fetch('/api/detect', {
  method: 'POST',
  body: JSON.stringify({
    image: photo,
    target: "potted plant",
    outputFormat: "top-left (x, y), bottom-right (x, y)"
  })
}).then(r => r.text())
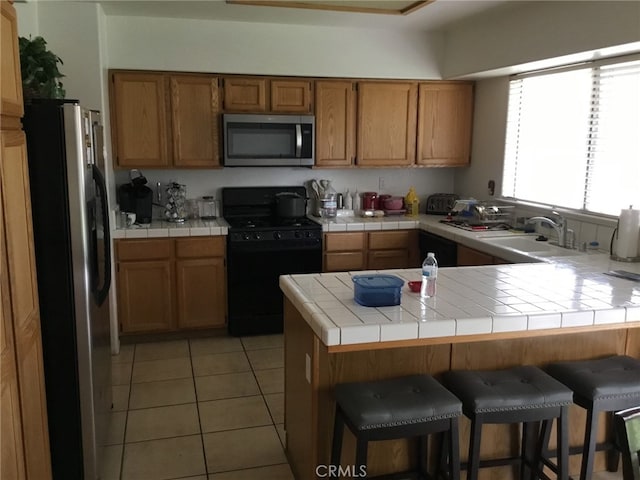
top-left (19, 36), bottom-right (66, 99)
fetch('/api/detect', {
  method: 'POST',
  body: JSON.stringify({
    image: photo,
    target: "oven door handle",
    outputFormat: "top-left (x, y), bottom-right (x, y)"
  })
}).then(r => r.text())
top-left (295, 124), bottom-right (302, 158)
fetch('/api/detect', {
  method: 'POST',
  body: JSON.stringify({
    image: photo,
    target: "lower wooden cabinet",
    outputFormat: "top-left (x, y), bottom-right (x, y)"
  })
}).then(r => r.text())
top-left (323, 230), bottom-right (418, 272)
top-left (457, 244), bottom-right (509, 266)
top-left (116, 236), bottom-right (226, 334)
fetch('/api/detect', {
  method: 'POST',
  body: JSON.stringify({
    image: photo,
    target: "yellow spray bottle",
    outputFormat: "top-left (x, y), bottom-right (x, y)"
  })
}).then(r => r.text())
top-left (405, 187), bottom-right (419, 217)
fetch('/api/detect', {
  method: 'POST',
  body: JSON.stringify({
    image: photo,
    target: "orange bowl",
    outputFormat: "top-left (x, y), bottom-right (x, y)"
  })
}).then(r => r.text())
top-left (407, 281), bottom-right (422, 293)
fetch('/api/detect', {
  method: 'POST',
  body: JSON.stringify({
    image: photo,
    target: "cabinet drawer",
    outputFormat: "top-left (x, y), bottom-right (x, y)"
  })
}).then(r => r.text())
top-left (176, 236), bottom-right (225, 258)
top-left (116, 239), bottom-right (172, 261)
top-left (368, 230), bottom-right (411, 250)
top-left (324, 252), bottom-right (365, 272)
top-left (324, 232), bottom-right (365, 252)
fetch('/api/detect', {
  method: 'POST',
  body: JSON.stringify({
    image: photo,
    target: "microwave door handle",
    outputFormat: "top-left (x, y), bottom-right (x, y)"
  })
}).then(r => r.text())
top-left (295, 124), bottom-right (302, 158)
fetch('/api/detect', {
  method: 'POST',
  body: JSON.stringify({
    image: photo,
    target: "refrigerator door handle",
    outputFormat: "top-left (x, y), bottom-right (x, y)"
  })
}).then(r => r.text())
top-left (92, 164), bottom-right (111, 306)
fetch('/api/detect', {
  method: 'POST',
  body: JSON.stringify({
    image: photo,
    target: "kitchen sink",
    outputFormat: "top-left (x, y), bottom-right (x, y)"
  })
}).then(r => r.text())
top-left (488, 236), bottom-right (583, 257)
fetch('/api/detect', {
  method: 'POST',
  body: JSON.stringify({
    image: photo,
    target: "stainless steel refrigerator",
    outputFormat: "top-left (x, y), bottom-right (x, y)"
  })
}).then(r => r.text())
top-left (23, 99), bottom-right (112, 480)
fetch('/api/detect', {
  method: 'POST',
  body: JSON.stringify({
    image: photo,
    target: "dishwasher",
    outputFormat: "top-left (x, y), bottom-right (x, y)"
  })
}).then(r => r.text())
top-left (419, 231), bottom-right (458, 267)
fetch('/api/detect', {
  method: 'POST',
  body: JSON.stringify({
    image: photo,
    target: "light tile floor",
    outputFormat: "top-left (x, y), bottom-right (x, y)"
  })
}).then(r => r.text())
top-left (103, 333), bottom-right (623, 480)
top-left (104, 333), bottom-right (293, 480)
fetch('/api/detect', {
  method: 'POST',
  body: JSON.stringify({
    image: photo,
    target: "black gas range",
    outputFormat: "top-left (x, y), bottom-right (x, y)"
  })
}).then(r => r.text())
top-left (223, 187), bottom-right (322, 336)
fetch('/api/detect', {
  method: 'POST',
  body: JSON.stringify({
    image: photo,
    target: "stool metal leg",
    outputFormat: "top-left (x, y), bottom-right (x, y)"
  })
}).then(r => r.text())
top-left (355, 437), bottom-right (368, 473)
top-left (331, 407), bottom-right (345, 467)
top-left (418, 435), bottom-right (428, 476)
top-left (581, 407), bottom-right (599, 480)
top-left (450, 417), bottom-right (461, 480)
top-left (557, 406), bottom-right (569, 480)
top-left (605, 411), bottom-right (620, 472)
top-left (468, 416), bottom-right (483, 480)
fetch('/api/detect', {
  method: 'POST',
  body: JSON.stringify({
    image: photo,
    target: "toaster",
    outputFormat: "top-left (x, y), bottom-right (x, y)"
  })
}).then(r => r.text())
top-left (425, 193), bottom-right (459, 215)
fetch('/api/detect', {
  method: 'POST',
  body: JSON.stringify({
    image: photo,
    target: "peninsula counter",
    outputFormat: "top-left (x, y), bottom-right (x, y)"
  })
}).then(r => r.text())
top-left (280, 262), bottom-right (640, 479)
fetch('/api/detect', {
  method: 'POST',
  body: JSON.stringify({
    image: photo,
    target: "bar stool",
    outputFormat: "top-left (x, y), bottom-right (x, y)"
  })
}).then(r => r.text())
top-left (331, 374), bottom-right (463, 479)
top-left (442, 365), bottom-right (573, 480)
top-left (545, 355), bottom-right (640, 480)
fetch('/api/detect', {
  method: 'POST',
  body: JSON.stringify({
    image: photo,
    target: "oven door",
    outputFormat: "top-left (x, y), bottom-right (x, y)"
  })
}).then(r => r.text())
top-left (226, 240), bottom-right (321, 336)
top-left (223, 114), bottom-right (314, 167)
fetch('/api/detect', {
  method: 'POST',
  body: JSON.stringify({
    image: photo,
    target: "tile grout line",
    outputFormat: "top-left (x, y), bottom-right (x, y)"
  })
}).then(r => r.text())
top-left (187, 338), bottom-right (209, 479)
top-left (118, 343), bottom-right (136, 480)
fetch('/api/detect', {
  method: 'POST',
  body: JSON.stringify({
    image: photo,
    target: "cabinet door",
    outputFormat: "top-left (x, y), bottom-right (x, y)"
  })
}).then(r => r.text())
top-left (417, 83), bottom-right (473, 167)
top-left (271, 79), bottom-right (312, 113)
top-left (110, 71), bottom-right (170, 167)
top-left (176, 258), bottom-right (226, 329)
top-left (1, 2), bottom-right (22, 118)
top-left (223, 77), bottom-right (268, 112)
top-left (171, 75), bottom-right (221, 167)
top-left (356, 82), bottom-right (417, 166)
top-left (117, 260), bottom-right (174, 333)
top-left (367, 249), bottom-right (410, 270)
top-left (324, 252), bottom-right (365, 273)
top-left (315, 81), bottom-right (355, 167)
top-left (1, 165), bottom-right (27, 480)
top-left (0, 130), bottom-right (52, 480)
top-left (457, 244), bottom-right (494, 266)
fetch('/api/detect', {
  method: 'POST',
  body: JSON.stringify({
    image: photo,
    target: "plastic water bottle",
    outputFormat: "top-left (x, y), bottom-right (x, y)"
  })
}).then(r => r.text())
top-left (420, 252), bottom-right (438, 298)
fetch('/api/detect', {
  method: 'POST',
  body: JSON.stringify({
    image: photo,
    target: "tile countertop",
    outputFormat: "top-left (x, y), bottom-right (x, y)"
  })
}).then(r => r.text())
top-left (280, 214), bottom-right (640, 347)
top-left (112, 219), bottom-right (229, 239)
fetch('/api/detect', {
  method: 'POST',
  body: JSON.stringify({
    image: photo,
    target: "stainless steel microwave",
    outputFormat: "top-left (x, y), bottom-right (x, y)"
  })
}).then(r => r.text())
top-left (222, 114), bottom-right (315, 167)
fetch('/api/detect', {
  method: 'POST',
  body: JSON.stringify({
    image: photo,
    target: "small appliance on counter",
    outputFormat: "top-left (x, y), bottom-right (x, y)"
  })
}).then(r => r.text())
top-left (164, 182), bottom-right (188, 222)
top-left (425, 193), bottom-right (460, 215)
top-left (117, 169), bottom-right (153, 224)
top-left (610, 205), bottom-right (640, 262)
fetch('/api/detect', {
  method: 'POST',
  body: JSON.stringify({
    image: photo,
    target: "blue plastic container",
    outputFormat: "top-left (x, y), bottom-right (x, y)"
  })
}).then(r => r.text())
top-left (352, 274), bottom-right (404, 307)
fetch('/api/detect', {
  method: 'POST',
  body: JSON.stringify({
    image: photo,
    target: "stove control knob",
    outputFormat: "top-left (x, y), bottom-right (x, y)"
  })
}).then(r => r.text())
top-left (242, 233), bottom-right (251, 241)
top-left (273, 231), bottom-right (282, 240)
top-left (305, 231), bottom-right (313, 238)
top-left (294, 231), bottom-right (302, 239)
top-left (254, 233), bottom-right (262, 240)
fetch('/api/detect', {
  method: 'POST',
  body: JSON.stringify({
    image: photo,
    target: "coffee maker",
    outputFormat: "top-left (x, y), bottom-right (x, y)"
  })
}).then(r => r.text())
top-left (117, 170), bottom-right (153, 224)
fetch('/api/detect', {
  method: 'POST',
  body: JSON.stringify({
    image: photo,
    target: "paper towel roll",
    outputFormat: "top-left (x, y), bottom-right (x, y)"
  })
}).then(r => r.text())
top-left (616, 207), bottom-right (640, 259)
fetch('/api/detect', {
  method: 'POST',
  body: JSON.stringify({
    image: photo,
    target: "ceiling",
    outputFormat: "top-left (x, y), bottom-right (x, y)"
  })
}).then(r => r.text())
top-left (99, 0), bottom-right (513, 32)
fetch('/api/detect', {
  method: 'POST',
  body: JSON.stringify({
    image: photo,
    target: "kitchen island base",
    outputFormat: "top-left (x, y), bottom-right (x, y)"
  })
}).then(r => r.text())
top-left (283, 298), bottom-right (640, 480)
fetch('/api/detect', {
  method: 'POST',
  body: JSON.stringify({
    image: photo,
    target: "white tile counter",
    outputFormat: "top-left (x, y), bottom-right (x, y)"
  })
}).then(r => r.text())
top-left (112, 219), bottom-right (229, 239)
top-left (314, 214), bottom-right (421, 232)
top-left (280, 229), bottom-right (640, 347)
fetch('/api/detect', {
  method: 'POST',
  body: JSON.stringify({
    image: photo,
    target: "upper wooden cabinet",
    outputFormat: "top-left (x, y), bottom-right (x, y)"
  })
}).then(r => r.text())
top-left (110, 72), bottom-right (170, 168)
top-left (315, 80), bottom-right (356, 167)
top-left (356, 82), bottom-right (418, 167)
top-left (1, 1), bottom-right (22, 119)
top-left (417, 82), bottom-right (474, 167)
top-left (222, 76), bottom-right (312, 113)
top-left (110, 71), bottom-right (221, 168)
top-left (171, 76), bottom-right (220, 167)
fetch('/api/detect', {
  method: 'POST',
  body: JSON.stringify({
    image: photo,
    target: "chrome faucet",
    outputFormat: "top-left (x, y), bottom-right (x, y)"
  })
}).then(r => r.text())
top-left (526, 212), bottom-right (573, 248)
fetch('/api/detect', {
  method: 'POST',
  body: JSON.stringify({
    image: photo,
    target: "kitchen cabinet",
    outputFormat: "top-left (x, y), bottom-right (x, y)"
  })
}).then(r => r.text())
top-left (314, 80), bottom-right (356, 167)
top-left (223, 76), bottom-right (312, 113)
top-left (368, 230), bottom-right (419, 270)
top-left (417, 82), bottom-right (474, 167)
top-left (175, 237), bottom-right (226, 329)
top-left (116, 236), bottom-right (226, 334)
top-left (457, 244), bottom-right (508, 266)
top-left (323, 230), bottom-right (418, 272)
top-left (1, 2), bottom-right (52, 478)
top-left (323, 232), bottom-right (366, 272)
top-left (356, 82), bottom-right (417, 167)
top-left (110, 70), bottom-right (221, 168)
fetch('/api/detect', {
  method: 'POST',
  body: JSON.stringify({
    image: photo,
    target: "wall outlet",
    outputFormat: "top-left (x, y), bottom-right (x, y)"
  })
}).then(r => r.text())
top-left (378, 176), bottom-right (385, 191)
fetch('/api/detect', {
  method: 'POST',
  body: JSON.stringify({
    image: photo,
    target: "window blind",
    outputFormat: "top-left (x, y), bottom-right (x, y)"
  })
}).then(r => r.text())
top-left (502, 55), bottom-right (640, 216)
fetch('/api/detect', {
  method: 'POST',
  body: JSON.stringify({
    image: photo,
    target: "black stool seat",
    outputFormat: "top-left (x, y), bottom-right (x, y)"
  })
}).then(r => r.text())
top-left (444, 366), bottom-right (574, 414)
top-left (443, 365), bottom-right (573, 480)
top-left (335, 375), bottom-right (462, 431)
top-left (331, 375), bottom-right (463, 479)
top-left (545, 355), bottom-right (640, 480)
top-left (546, 355), bottom-right (640, 404)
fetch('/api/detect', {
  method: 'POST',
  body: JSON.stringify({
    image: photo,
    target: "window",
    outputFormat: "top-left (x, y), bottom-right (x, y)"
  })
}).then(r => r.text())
top-left (502, 56), bottom-right (640, 216)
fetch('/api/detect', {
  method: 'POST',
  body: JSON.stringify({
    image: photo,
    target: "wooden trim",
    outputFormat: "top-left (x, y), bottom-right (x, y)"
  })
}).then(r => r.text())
top-left (226, 0), bottom-right (433, 15)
